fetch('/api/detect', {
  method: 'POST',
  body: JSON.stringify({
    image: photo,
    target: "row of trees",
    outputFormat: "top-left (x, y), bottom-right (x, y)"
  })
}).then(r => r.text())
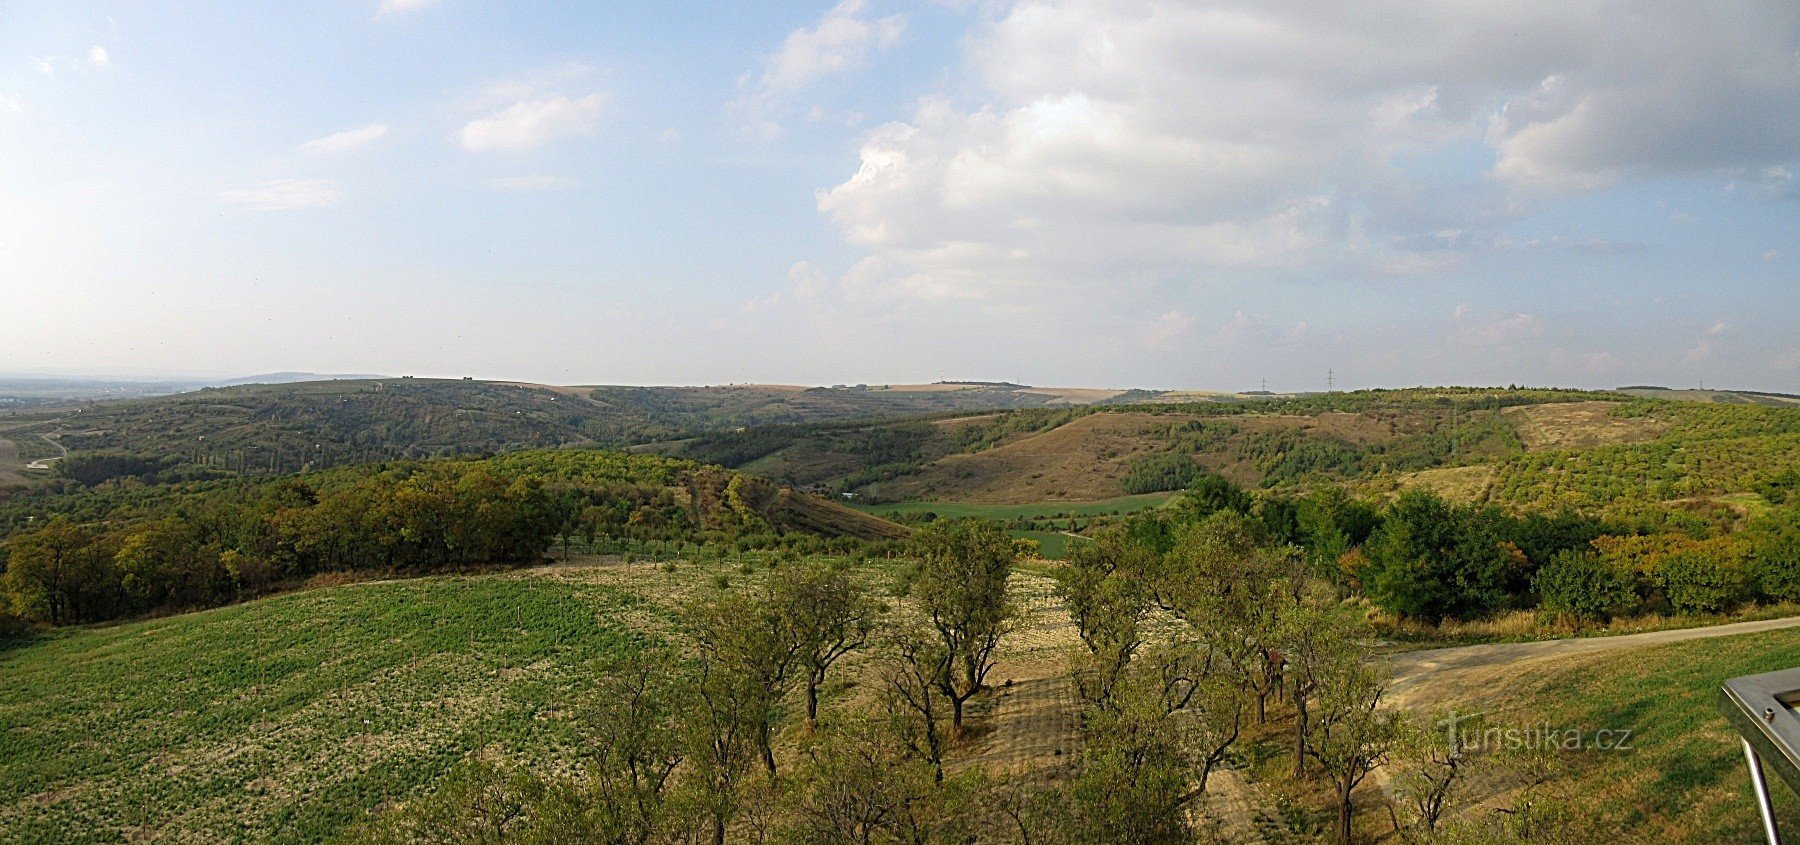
top-left (1171, 468), bottom-right (1800, 627)
top-left (349, 520), bottom-right (1023, 845)
top-left (0, 449), bottom-right (908, 628)
top-left (1055, 512), bottom-right (1404, 844)
top-left (350, 510), bottom-right (1485, 844)
top-left (1, 465), bottom-right (565, 625)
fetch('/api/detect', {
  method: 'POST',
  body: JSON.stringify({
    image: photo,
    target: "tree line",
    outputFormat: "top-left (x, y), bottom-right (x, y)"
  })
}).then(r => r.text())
top-left (0, 451), bottom-right (882, 629)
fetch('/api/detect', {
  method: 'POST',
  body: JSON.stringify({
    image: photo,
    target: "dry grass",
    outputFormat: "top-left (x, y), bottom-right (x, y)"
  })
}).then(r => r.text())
top-left (1503, 401), bottom-right (1667, 451)
top-left (1394, 465), bottom-right (1497, 503)
top-left (882, 412), bottom-right (1196, 502)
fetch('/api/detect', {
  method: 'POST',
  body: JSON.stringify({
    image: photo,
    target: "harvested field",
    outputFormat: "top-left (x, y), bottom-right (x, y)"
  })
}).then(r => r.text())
top-left (1504, 400), bottom-right (1666, 451)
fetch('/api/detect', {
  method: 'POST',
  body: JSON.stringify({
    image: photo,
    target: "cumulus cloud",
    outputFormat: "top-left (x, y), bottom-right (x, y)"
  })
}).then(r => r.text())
top-left (88, 46), bottom-right (109, 68)
top-left (221, 179), bottom-right (342, 211)
top-left (1706, 321), bottom-right (1731, 336)
top-left (461, 93), bottom-right (607, 152)
top-left (735, 0), bottom-right (906, 138)
top-left (799, 0), bottom-right (1800, 313)
top-left (302, 123), bottom-right (388, 154)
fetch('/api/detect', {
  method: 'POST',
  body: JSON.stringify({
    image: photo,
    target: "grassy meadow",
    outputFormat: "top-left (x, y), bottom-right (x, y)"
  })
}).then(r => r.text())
top-left (1393, 628), bottom-right (1800, 843)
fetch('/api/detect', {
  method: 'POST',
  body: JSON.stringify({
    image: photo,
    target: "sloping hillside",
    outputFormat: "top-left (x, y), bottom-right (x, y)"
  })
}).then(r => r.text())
top-left (0, 379), bottom-right (1141, 488)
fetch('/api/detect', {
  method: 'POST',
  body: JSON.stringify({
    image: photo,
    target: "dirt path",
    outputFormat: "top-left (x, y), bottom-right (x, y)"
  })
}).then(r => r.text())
top-left (1384, 614), bottom-right (1800, 708)
top-left (23, 432), bottom-right (67, 470)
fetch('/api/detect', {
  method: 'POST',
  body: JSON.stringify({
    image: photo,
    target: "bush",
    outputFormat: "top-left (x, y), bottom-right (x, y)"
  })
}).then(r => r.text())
top-left (1657, 548), bottom-right (1749, 615)
top-left (1751, 508), bottom-right (1800, 602)
top-left (1121, 453), bottom-right (1204, 495)
top-left (1534, 550), bottom-right (1636, 621)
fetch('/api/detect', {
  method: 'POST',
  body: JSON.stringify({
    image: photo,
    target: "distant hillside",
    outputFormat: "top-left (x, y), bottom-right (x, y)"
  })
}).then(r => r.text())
top-left (665, 388), bottom-right (1800, 515)
top-left (0, 378), bottom-right (1148, 489)
top-left (1616, 386), bottom-right (1800, 407)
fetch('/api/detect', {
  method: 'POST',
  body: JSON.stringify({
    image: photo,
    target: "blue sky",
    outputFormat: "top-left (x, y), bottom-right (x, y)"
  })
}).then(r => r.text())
top-left (1, 1), bottom-right (1796, 392)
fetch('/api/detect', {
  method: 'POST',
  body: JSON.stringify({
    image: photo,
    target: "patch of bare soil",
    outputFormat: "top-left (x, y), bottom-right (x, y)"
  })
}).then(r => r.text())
top-left (1203, 766), bottom-right (1274, 845)
top-left (1503, 401), bottom-right (1667, 451)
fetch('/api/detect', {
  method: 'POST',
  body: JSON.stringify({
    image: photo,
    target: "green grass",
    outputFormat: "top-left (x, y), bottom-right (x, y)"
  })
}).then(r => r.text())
top-left (0, 576), bottom-right (651, 844)
top-left (850, 491), bottom-right (1177, 522)
top-left (1013, 529), bottom-right (1087, 559)
top-left (1447, 627), bottom-right (1800, 842)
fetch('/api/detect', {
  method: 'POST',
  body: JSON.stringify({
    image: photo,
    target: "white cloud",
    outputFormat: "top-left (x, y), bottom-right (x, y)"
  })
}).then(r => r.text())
top-left (1706, 321), bottom-right (1731, 336)
top-left (377, 0), bottom-right (440, 17)
top-left (302, 123), bottom-right (388, 154)
top-left (735, 0), bottom-right (907, 138)
top-left (797, 0), bottom-right (1800, 315)
top-left (221, 179), bottom-right (342, 211)
top-left (87, 46), bottom-right (109, 68)
top-left (0, 93), bottom-right (21, 113)
top-left (460, 93), bottom-right (607, 152)
top-left (489, 174), bottom-right (571, 193)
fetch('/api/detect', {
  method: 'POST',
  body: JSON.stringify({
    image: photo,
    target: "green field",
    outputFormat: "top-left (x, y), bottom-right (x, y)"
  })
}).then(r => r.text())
top-left (1012, 529), bottom-right (1086, 559)
top-left (0, 575), bottom-right (651, 843)
top-left (850, 491), bottom-right (1178, 522)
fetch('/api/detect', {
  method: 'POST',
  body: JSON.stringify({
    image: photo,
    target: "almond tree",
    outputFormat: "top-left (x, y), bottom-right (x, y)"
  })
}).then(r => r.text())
top-left (773, 563), bottom-right (874, 724)
top-left (908, 520), bottom-right (1016, 732)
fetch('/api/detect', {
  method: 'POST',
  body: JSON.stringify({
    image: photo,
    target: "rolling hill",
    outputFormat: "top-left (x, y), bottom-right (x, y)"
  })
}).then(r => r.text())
top-left (667, 388), bottom-right (1800, 516)
top-left (0, 379), bottom-right (1162, 489)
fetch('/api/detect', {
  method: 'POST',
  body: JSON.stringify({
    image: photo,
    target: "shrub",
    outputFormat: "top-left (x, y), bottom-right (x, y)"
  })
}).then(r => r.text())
top-left (1749, 507), bottom-right (1800, 602)
top-left (1121, 453), bottom-right (1204, 495)
top-left (1534, 550), bottom-right (1636, 621)
top-left (1657, 548), bottom-right (1749, 615)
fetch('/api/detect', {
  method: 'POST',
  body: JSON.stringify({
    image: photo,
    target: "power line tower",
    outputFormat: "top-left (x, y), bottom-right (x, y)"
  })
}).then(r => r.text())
top-left (1327, 369), bottom-right (1335, 393)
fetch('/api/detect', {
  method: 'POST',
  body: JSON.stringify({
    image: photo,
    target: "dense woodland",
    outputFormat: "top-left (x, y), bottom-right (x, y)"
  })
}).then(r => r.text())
top-left (0, 450), bottom-right (886, 628)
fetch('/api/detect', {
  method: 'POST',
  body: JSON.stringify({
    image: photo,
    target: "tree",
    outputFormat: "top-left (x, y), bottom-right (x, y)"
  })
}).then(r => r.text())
top-left (1391, 711), bottom-right (1475, 841)
top-left (1067, 640), bottom-right (1245, 845)
top-left (1362, 491), bottom-right (1526, 623)
top-left (885, 625), bottom-right (953, 779)
top-left (781, 716), bottom-right (983, 845)
top-left (1279, 602), bottom-right (1364, 781)
top-left (3, 517), bottom-right (102, 625)
top-left (583, 652), bottom-right (688, 845)
top-left (1749, 506), bottom-right (1800, 602)
top-left (1303, 642), bottom-right (1400, 845)
top-left (1055, 526), bottom-right (1156, 705)
top-left (1533, 549), bottom-right (1636, 621)
top-left (773, 564), bottom-right (874, 724)
top-left (908, 520), bottom-right (1016, 731)
top-left (1657, 545), bottom-right (1749, 614)
top-left (688, 591), bottom-right (801, 778)
top-left (687, 636), bottom-right (767, 845)
top-left (1174, 473), bottom-right (1251, 521)
top-left (1160, 512), bottom-right (1300, 723)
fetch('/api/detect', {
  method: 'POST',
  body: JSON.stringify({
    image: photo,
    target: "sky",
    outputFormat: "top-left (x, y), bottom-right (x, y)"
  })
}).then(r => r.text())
top-left (1, 0), bottom-right (1796, 392)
